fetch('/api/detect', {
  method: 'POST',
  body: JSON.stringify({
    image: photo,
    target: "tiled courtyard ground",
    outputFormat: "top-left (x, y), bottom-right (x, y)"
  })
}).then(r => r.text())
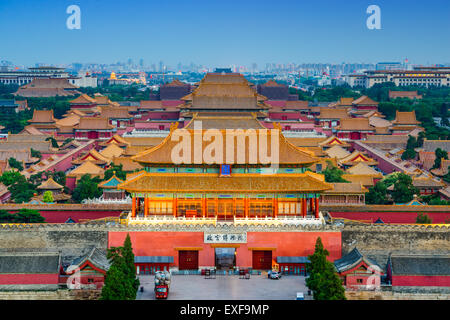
top-left (137, 274), bottom-right (311, 300)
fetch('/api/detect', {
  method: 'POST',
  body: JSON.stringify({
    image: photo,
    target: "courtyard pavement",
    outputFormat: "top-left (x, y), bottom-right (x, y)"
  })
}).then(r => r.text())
top-left (136, 274), bottom-right (311, 300)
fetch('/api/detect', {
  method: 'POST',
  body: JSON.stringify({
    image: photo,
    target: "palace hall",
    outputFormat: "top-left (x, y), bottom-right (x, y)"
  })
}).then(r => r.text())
top-left (109, 73), bottom-right (341, 273)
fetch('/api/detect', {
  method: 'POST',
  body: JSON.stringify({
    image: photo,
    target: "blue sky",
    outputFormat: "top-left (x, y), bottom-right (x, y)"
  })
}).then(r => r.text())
top-left (0, 0), bottom-right (449, 67)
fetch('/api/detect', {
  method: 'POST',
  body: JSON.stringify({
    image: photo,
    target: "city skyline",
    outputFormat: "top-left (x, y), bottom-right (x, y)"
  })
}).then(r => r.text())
top-left (0, 0), bottom-right (449, 67)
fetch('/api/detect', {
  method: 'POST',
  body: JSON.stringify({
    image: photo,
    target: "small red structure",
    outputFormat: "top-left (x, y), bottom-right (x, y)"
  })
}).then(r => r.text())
top-left (135, 256), bottom-right (174, 275)
top-left (276, 256), bottom-right (309, 275)
top-left (387, 254), bottom-right (450, 288)
top-left (334, 248), bottom-right (383, 290)
top-left (0, 252), bottom-right (61, 290)
top-left (65, 247), bottom-right (110, 290)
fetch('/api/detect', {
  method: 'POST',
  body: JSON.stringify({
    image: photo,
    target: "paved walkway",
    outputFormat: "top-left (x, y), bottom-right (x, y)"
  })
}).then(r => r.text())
top-left (137, 274), bottom-right (311, 300)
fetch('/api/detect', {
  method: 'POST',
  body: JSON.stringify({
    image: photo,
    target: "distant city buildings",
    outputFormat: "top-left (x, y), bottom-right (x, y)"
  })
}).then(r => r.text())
top-left (0, 66), bottom-right (97, 88)
top-left (345, 66), bottom-right (450, 88)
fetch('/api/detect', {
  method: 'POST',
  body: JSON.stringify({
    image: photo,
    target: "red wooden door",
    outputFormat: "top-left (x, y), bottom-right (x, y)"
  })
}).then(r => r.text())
top-left (88, 131), bottom-right (99, 139)
top-left (252, 250), bottom-right (272, 270)
top-left (179, 251), bottom-right (199, 270)
top-left (350, 132), bottom-right (361, 140)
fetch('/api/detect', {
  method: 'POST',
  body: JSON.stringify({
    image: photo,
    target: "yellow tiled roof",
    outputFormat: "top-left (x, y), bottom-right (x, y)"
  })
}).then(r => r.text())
top-left (100, 144), bottom-right (124, 159)
top-left (118, 171), bottom-right (333, 193)
top-left (67, 161), bottom-right (105, 177)
top-left (132, 127), bottom-right (319, 166)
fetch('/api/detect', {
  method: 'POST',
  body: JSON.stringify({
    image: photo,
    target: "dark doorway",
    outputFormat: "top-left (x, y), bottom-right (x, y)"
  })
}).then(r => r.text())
top-left (215, 248), bottom-right (236, 270)
top-left (178, 250), bottom-right (199, 270)
top-left (252, 250), bottom-right (272, 270)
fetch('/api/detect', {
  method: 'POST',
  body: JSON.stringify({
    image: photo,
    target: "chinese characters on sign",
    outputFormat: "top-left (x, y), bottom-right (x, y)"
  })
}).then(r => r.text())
top-left (204, 233), bottom-right (247, 244)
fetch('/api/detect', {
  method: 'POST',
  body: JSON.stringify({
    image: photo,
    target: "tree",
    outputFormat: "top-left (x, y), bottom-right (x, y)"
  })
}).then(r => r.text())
top-left (416, 132), bottom-right (426, 147)
top-left (61, 138), bottom-right (74, 147)
top-left (122, 234), bottom-right (140, 296)
top-left (365, 181), bottom-right (388, 205)
top-left (8, 180), bottom-right (36, 203)
top-left (45, 136), bottom-right (59, 149)
top-left (72, 174), bottom-right (102, 203)
top-left (103, 164), bottom-right (127, 181)
top-left (440, 103), bottom-right (449, 127)
top-left (100, 261), bottom-right (130, 300)
top-left (0, 210), bottom-right (15, 223)
top-left (391, 173), bottom-right (418, 204)
top-left (14, 209), bottom-right (45, 223)
top-left (381, 172), bottom-right (401, 187)
top-left (0, 170), bottom-right (26, 186)
top-left (432, 148), bottom-right (449, 169)
top-left (406, 135), bottom-right (417, 150)
top-left (8, 158), bottom-right (24, 171)
top-left (306, 237), bottom-right (346, 300)
top-left (42, 191), bottom-right (54, 203)
top-left (416, 213), bottom-right (432, 224)
top-left (49, 171), bottom-right (66, 187)
top-left (443, 167), bottom-right (450, 184)
top-left (323, 161), bottom-right (349, 183)
top-left (401, 135), bottom-right (418, 160)
top-left (101, 234), bottom-right (139, 300)
top-left (401, 148), bottom-right (416, 160)
top-left (31, 148), bottom-right (42, 160)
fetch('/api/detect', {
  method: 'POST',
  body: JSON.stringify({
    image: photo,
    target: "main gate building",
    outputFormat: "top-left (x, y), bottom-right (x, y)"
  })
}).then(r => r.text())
top-left (109, 73), bottom-right (341, 273)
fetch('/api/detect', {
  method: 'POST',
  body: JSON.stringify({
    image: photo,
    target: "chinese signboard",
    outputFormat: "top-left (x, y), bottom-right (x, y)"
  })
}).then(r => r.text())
top-left (204, 232), bottom-right (247, 244)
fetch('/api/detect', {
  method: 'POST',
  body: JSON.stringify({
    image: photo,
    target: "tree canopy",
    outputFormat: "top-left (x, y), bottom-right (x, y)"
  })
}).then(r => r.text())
top-left (103, 164), bottom-right (127, 181)
top-left (42, 191), bottom-right (54, 203)
top-left (306, 237), bottom-right (346, 300)
top-left (391, 173), bottom-right (418, 204)
top-left (323, 161), bottom-right (349, 183)
top-left (416, 213), bottom-right (432, 224)
top-left (365, 181), bottom-right (388, 205)
top-left (8, 158), bottom-right (24, 171)
top-left (432, 148), bottom-right (449, 169)
top-left (72, 174), bottom-right (102, 203)
top-left (101, 234), bottom-right (139, 300)
top-left (0, 209), bottom-right (45, 223)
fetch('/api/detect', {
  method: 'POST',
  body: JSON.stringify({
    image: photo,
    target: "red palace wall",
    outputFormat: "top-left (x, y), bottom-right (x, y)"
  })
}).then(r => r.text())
top-left (66, 177), bottom-right (76, 190)
top-left (108, 231), bottom-right (342, 269)
top-left (392, 276), bottom-right (450, 287)
top-left (0, 274), bottom-right (59, 285)
top-left (330, 211), bottom-right (450, 224)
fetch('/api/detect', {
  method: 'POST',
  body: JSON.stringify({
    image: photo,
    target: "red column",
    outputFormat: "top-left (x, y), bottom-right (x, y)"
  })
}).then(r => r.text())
top-left (244, 198), bottom-right (249, 218)
top-left (315, 197), bottom-right (319, 218)
top-left (173, 198), bottom-right (177, 218)
top-left (273, 198), bottom-right (278, 219)
top-left (144, 197), bottom-right (149, 217)
top-left (131, 196), bottom-right (136, 218)
top-left (309, 198), bottom-right (314, 214)
top-left (302, 198), bottom-right (307, 217)
top-left (202, 198), bottom-right (207, 218)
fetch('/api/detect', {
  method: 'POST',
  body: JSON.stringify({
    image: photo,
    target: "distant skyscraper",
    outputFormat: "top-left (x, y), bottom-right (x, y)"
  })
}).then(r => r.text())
top-left (252, 63), bottom-right (257, 73)
top-left (376, 62), bottom-right (402, 71)
top-left (139, 58), bottom-right (144, 68)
